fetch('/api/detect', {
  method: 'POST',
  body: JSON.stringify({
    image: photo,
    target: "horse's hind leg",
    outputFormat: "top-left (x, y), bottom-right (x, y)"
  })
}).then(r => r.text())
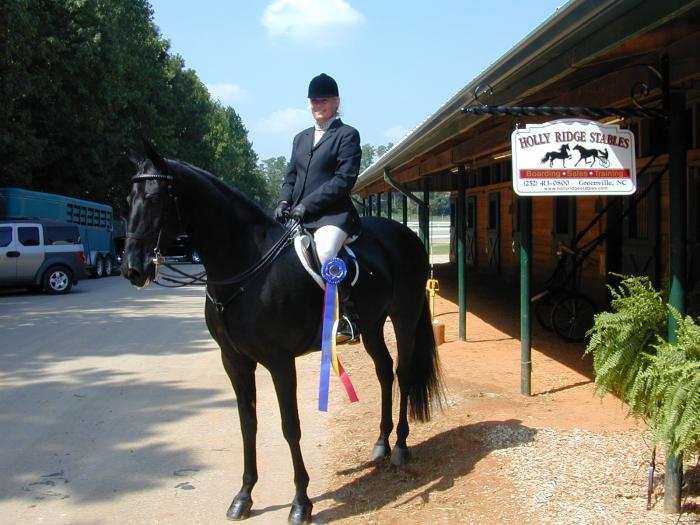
top-left (390, 300), bottom-right (436, 466)
top-left (221, 350), bottom-right (258, 521)
top-left (362, 321), bottom-right (395, 461)
top-left (269, 360), bottom-right (313, 525)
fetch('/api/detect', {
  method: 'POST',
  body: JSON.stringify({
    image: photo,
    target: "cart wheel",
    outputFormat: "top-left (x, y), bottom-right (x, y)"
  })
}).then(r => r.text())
top-left (552, 294), bottom-right (596, 342)
top-left (535, 290), bottom-right (567, 331)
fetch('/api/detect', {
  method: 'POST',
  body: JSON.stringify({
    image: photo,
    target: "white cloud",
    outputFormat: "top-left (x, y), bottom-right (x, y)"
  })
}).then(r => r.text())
top-left (261, 0), bottom-right (364, 43)
top-left (384, 125), bottom-right (411, 143)
top-left (206, 83), bottom-right (245, 105)
top-left (257, 107), bottom-right (311, 134)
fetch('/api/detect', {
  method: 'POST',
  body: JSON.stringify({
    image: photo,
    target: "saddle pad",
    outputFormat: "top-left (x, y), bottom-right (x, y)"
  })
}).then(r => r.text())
top-left (294, 232), bottom-right (359, 290)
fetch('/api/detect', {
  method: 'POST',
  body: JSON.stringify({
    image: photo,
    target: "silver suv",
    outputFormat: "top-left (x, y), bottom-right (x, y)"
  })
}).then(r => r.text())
top-left (0, 219), bottom-right (86, 294)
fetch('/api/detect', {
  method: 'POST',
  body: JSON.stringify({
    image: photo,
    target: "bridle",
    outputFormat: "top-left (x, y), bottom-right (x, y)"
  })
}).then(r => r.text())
top-left (127, 171), bottom-right (299, 311)
top-left (126, 173), bottom-right (182, 269)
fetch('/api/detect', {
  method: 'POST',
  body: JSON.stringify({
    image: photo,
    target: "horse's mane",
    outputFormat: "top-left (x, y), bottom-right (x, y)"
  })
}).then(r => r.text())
top-left (167, 158), bottom-right (273, 225)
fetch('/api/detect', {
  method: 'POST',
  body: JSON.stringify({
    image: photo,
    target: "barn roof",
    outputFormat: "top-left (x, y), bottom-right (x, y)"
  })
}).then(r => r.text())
top-left (354, 0), bottom-right (700, 195)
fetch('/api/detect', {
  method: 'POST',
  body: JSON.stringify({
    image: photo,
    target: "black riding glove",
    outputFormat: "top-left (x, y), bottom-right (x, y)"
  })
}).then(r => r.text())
top-left (290, 204), bottom-right (306, 223)
top-left (273, 201), bottom-right (290, 223)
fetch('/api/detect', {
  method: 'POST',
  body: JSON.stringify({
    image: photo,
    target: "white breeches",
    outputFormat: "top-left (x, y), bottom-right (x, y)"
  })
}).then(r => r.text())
top-left (313, 225), bottom-right (348, 267)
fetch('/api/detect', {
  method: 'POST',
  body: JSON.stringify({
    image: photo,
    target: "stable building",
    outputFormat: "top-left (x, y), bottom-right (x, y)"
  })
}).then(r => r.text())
top-left (354, 0), bottom-right (700, 340)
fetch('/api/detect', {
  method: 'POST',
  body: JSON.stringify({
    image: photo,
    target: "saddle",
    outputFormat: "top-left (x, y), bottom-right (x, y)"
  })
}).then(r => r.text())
top-left (292, 226), bottom-right (360, 290)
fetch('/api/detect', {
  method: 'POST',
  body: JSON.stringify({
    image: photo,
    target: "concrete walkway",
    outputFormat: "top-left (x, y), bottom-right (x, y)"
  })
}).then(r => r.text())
top-left (0, 275), bottom-right (329, 524)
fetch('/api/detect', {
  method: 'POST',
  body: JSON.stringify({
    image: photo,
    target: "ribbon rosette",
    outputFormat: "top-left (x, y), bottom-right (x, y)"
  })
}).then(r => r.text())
top-left (318, 257), bottom-right (358, 411)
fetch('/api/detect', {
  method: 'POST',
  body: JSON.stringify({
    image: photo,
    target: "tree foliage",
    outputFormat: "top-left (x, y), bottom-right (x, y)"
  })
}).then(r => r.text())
top-left (360, 142), bottom-right (393, 172)
top-left (257, 156), bottom-right (288, 212)
top-left (1, 0), bottom-right (262, 217)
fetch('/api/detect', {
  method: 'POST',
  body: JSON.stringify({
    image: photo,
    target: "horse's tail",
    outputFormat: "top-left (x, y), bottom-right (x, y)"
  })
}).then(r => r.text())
top-left (408, 296), bottom-right (444, 422)
top-left (541, 152), bottom-right (550, 163)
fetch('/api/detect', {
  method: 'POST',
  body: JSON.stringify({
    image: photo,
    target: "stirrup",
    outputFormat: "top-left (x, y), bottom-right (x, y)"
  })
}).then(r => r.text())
top-left (336, 315), bottom-right (360, 345)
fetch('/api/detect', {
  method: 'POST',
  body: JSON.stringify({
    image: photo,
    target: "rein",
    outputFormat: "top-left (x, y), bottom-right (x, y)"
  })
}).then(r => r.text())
top-left (129, 171), bottom-right (298, 311)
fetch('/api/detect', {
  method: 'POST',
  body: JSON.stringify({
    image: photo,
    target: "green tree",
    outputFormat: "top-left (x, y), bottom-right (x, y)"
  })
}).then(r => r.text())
top-left (1, 0), bottom-right (267, 217)
top-left (376, 142), bottom-right (394, 158)
top-left (258, 156), bottom-right (288, 211)
top-left (207, 104), bottom-right (268, 206)
top-left (359, 142), bottom-right (394, 173)
top-left (360, 143), bottom-right (375, 172)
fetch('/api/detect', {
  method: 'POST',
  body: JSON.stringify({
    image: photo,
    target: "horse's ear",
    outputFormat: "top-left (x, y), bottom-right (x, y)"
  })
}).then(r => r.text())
top-left (142, 139), bottom-right (168, 173)
top-left (127, 148), bottom-right (144, 165)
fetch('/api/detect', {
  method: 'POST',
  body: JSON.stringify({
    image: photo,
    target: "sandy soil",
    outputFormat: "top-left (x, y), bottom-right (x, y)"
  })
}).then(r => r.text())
top-left (311, 265), bottom-right (700, 524)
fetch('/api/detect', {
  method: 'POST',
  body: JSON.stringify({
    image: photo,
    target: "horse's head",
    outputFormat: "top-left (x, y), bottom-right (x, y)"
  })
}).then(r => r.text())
top-left (121, 143), bottom-right (181, 287)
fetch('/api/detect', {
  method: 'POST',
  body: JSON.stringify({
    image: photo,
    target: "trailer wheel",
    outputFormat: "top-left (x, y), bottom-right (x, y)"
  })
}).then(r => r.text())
top-left (43, 266), bottom-right (73, 294)
top-left (103, 255), bottom-right (113, 276)
top-left (93, 255), bottom-right (105, 278)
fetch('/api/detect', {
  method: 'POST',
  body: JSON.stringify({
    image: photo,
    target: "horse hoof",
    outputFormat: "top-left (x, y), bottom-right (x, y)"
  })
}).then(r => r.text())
top-left (227, 496), bottom-right (253, 521)
top-left (288, 497), bottom-right (313, 525)
top-left (390, 445), bottom-right (410, 466)
top-left (370, 441), bottom-right (391, 462)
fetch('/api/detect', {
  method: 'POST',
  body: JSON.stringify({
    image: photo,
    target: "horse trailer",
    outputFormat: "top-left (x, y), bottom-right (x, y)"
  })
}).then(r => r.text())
top-left (0, 188), bottom-right (121, 278)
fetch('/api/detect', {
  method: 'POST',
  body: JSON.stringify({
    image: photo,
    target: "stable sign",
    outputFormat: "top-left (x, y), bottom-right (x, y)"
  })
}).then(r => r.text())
top-left (511, 119), bottom-right (637, 196)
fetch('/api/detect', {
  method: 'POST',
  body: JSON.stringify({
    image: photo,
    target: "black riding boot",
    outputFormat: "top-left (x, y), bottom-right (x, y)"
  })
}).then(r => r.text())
top-left (337, 283), bottom-right (360, 345)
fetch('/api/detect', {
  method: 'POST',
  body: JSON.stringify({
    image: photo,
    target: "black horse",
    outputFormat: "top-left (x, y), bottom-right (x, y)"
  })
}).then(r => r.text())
top-left (122, 145), bottom-right (443, 524)
top-left (573, 144), bottom-right (609, 167)
top-left (540, 144), bottom-right (571, 167)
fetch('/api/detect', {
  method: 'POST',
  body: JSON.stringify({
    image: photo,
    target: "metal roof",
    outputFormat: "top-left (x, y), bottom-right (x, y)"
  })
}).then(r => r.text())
top-left (354, 0), bottom-right (700, 194)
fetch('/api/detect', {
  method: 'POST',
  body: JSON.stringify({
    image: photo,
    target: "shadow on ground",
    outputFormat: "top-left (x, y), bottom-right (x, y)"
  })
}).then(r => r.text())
top-left (314, 419), bottom-right (535, 523)
top-left (432, 263), bottom-right (594, 379)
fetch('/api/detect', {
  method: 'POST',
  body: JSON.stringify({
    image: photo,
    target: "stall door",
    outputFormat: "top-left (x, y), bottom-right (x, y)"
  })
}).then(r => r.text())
top-left (552, 196), bottom-right (576, 254)
top-left (621, 171), bottom-right (660, 285)
top-left (466, 195), bottom-right (477, 268)
top-left (486, 192), bottom-right (500, 274)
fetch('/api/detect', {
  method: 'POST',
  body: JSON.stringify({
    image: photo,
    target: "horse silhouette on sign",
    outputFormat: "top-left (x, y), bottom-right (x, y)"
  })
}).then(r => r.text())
top-left (540, 144), bottom-right (571, 168)
top-left (573, 144), bottom-right (610, 167)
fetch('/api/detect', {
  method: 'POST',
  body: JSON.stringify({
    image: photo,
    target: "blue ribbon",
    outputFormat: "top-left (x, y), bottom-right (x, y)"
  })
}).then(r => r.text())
top-left (318, 258), bottom-right (347, 411)
top-left (321, 257), bottom-right (347, 284)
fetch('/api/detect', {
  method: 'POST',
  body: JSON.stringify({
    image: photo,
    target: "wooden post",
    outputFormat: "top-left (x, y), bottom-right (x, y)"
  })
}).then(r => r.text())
top-left (402, 195), bottom-right (408, 226)
top-left (456, 167), bottom-right (467, 340)
top-left (664, 59), bottom-right (687, 515)
top-left (420, 178), bottom-right (430, 249)
top-left (519, 195), bottom-right (532, 396)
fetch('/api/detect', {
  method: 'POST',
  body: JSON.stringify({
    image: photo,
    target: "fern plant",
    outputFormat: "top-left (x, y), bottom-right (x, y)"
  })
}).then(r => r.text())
top-left (644, 308), bottom-right (700, 456)
top-left (584, 274), bottom-right (666, 417)
top-left (585, 275), bottom-right (700, 457)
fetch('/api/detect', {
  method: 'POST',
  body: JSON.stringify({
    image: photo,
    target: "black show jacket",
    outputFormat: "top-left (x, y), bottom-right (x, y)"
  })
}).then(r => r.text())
top-left (279, 118), bottom-right (361, 234)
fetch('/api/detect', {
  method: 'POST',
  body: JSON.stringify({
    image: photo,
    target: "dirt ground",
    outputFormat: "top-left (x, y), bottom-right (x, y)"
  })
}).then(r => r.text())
top-left (312, 265), bottom-right (700, 524)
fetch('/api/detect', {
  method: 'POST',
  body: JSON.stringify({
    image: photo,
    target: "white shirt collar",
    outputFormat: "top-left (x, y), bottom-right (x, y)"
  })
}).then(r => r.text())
top-left (314, 116), bottom-right (338, 132)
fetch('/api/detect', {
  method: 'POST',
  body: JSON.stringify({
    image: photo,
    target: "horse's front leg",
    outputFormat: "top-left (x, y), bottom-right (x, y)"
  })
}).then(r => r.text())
top-left (221, 350), bottom-right (258, 521)
top-left (269, 360), bottom-right (313, 525)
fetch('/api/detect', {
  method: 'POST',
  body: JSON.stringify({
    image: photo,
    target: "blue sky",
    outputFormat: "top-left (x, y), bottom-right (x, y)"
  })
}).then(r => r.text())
top-left (150, 0), bottom-right (566, 161)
